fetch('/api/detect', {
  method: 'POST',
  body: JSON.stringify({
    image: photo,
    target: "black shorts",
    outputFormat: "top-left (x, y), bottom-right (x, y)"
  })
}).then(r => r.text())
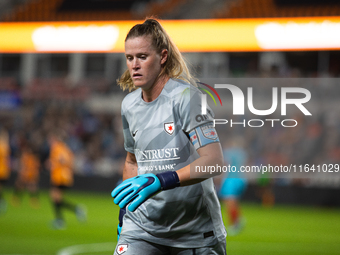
top-left (52, 185), bottom-right (70, 190)
top-left (0, 179), bottom-right (8, 185)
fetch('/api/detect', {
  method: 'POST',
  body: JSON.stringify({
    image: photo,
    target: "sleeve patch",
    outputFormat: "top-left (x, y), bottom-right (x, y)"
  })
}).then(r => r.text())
top-left (189, 130), bottom-right (199, 150)
top-left (200, 124), bottom-right (218, 140)
top-left (189, 123), bottom-right (219, 150)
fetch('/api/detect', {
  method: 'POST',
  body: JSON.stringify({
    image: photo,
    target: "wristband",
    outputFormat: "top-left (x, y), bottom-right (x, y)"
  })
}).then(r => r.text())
top-left (156, 171), bottom-right (180, 190)
top-left (117, 206), bottom-right (126, 241)
top-left (118, 207), bottom-right (126, 227)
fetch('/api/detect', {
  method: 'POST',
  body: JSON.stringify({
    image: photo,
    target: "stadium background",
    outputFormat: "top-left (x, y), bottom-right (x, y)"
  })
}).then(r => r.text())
top-left (0, 0), bottom-right (340, 254)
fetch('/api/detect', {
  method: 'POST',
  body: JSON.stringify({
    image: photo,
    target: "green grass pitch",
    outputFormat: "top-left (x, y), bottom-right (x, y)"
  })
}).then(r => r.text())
top-left (0, 189), bottom-right (339, 255)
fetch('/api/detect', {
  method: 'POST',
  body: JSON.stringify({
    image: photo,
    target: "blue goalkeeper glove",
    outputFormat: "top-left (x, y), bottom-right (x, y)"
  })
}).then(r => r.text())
top-left (111, 171), bottom-right (180, 212)
top-left (117, 207), bottom-right (126, 241)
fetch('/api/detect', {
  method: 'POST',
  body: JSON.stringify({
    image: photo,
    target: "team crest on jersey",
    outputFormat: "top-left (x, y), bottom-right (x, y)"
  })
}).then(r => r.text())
top-left (201, 124), bottom-right (218, 140)
top-left (164, 122), bottom-right (175, 135)
top-left (116, 244), bottom-right (128, 254)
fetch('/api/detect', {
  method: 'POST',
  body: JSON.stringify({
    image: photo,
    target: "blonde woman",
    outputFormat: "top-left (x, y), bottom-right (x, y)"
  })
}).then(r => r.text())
top-left (112, 18), bottom-right (227, 255)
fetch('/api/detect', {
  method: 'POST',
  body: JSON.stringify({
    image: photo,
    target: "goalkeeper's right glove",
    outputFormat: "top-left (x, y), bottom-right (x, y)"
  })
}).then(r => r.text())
top-left (112, 171), bottom-right (180, 212)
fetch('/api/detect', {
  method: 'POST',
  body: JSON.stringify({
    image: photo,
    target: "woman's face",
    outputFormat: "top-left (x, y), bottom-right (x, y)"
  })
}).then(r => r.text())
top-left (125, 35), bottom-right (167, 90)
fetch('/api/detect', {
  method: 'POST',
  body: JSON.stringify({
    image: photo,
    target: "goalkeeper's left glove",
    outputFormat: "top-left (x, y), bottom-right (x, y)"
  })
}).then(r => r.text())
top-left (111, 171), bottom-right (180, 212)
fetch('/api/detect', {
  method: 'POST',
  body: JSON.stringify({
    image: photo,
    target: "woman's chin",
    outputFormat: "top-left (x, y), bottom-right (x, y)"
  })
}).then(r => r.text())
top-left (133, 81), bottom-right (148, 89)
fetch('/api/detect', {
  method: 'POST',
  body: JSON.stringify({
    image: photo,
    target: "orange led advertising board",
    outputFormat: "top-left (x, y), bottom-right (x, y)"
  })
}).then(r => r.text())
top-left (0, 17), bottom-right (340, 53)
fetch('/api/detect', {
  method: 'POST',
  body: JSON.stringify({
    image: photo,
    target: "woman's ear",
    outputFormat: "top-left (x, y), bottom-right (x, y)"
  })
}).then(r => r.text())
top-left (160, 49), bottom-right (168, 65)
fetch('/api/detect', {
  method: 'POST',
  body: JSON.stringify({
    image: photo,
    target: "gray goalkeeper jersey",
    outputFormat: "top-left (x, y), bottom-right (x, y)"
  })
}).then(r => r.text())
top-left (121, 78), bottom-right (226, 248)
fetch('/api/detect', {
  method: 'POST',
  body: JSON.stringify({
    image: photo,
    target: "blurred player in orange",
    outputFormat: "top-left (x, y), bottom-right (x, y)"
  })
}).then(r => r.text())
top-left (218, 137), bottom-right (248, 236)
top-left (48, 131), bottom-right (86, 229)
top-left (0, 128), bottom-right (11, 214)
top-left (12, 142), bottom-right (41, 208)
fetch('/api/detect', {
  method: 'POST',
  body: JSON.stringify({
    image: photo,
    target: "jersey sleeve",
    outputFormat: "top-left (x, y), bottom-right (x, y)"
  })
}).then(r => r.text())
top-left (179, 86), bottom-right (220, 150)
top-left (179, 87), bottom-right (214, 132)
top-left (121, 102), bottom-right (135, 154)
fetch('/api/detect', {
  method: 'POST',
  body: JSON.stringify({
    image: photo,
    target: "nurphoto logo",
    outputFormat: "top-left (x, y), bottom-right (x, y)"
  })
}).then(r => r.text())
top-left (200, 83), bottom-right (312, 128)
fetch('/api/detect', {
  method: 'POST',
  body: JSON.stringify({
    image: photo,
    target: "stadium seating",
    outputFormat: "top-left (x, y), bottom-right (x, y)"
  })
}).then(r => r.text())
top-left (2, 0), bottom-right (187, 22)
top-left (21, 78), bottom-right (91, 101)
top-left (0, 77), bottom-right (19, 92)
top-left (144, 0), bottom-right (189, 19)
top-left (2, 0), bottom-right (134, 21)
top-left (215, 0), bottom-right (340, 18)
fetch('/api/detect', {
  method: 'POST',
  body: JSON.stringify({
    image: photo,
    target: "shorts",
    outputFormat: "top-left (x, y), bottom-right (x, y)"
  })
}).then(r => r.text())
top-left (219, 178), bottom-right (247, 199)
top-left (19, 171), bottom-right (39, 184)
top-left (52, 185), bottom-right (70, 190)
top-left (115, 235), bottom-right (227, 255)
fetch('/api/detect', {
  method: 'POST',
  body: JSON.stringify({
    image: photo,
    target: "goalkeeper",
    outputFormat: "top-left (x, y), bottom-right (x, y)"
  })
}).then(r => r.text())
top-left (112, 18), bottom-right (227, 255)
